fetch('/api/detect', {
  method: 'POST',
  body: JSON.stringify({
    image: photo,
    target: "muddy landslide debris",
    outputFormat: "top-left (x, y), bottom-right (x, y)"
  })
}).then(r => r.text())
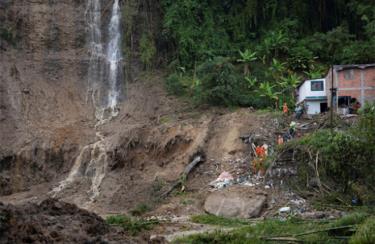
top-left (0, 198), bottom-right (134, 243)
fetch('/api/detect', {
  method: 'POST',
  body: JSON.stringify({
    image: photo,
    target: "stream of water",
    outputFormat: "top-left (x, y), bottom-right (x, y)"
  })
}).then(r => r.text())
top-left (106, 0), bottom-right (122, 116)
top-left (52, 0), bottom-right (123, 201)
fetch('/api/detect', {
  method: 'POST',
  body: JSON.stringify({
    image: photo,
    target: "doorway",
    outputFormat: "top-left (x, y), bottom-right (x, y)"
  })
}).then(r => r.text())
top-left (320, 103), bottom-right (328, 113)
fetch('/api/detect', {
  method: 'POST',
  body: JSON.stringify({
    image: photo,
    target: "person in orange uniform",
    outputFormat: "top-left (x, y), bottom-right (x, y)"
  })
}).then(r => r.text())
top-left (283, 102), bottom-right (289, 114)
top-left (253, 146), bottom-right (267, 176)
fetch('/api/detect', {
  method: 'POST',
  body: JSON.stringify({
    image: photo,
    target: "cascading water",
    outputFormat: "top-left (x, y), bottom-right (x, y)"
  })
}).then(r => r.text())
top-left (106, 0), bottom-right (122, 116)
top-left (52, 0), bottom-right (123, 202)
top-left (86, 0), bottom-right (105, 119)
top-left (86, 0), bottom-right (123, 121)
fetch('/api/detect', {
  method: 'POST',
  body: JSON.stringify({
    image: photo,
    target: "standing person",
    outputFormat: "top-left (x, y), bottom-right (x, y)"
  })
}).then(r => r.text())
top-left (253, 146), bottom-right (267, 176)
top-left (295, 103), bottom-right (303, 119)
top-left (277, 135), bottom-right (284, 145)
top-left (283, 102), bottom-right (289, 115)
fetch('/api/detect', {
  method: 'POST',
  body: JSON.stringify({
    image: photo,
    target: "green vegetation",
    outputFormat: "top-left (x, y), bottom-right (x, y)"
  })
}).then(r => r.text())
top-left (176, 213), bottom-right (374, 243)
top-left (159, 0), bottom-right (375, 107)
top-left (350, 217), bottom-right (375, 244)
top-left (0, 26), bottom-right (18, 46)
top-left (191, 214), bottom-right (251, 227)
top-left (139, 32), bottom-right (157, 70)
top-left (130, 203), bottom-right (151, 216)
top-left (106, 214), bottom-right (158, 235)
top-left (282, 103), bottom-right (375, 205)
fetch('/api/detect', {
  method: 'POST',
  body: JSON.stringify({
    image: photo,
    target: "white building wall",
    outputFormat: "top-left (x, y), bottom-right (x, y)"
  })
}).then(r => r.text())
top-left (306, 101), bottom-right (321, 114)
top-left (298, 79), bottom-right (326, 103)
top-left (297, 79), bottom-right (327, 115)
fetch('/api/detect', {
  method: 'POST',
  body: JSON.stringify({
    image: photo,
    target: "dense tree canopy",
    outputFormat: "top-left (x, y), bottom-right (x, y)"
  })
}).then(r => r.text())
top-left (137, 0), bottom-right (375, 107)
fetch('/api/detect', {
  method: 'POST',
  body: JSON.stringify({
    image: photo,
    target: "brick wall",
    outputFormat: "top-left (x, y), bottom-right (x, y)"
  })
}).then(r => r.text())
top-left (337, 69), bottom-right (361, 89)
top-left (337, 67), bottom-right (375, 104)
top-left (365, 68), bottom-right (375, 87)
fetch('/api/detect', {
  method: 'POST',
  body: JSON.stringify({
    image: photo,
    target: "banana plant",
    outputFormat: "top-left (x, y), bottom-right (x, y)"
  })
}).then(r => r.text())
top-left (258, 82), bottom-right (281, 108)
top-left (279, 73), bottom-right (302, 105)
top-left (266, 58), bottom-right (287, 81)
top-left (280, 73), bottom-right (301, 90)
top-left (237, 49), bottom-right (257, 75)
top-left (245, 76), bottom-right (258, 89)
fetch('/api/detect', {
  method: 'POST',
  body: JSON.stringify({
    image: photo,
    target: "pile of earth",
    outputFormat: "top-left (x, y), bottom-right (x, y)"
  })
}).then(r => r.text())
top-left (0, 198), bottom-right (133, 243)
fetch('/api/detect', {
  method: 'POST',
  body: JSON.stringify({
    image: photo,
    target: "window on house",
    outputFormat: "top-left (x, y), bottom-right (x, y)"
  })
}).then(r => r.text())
top-left (344, 70), bottom-right (354, 80)
top-left (311, 80), bottom-right (324, 91)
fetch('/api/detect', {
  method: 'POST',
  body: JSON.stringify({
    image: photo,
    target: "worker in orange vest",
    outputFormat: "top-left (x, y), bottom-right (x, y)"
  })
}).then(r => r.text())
top-left (283, 102), bottom-right (289, 114)
top-left (253, 145), bottom-right (267, 176)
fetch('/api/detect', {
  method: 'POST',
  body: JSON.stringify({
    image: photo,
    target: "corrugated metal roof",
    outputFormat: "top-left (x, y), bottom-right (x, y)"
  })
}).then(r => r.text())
top-left (333, 64), bottom-right (375, 71)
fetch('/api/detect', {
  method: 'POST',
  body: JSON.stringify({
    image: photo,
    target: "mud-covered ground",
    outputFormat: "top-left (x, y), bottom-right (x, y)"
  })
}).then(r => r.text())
top-left (0, 198), bottom-right (136, 243)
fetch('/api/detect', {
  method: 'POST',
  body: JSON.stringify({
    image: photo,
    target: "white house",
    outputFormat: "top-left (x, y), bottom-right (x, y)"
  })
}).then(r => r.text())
top-left (296, 78), bottom-right (328, 115)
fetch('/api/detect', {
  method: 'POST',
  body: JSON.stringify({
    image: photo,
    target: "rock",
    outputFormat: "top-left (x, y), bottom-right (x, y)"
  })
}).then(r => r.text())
top-left (204, 186), bottom-right (267, 218)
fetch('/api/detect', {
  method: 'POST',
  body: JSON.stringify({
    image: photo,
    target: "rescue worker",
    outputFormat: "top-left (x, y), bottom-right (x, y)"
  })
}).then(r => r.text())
top-left (277, 135), bottom-right (284, 145)
top-left (283, 102), bottom-right (289, 114)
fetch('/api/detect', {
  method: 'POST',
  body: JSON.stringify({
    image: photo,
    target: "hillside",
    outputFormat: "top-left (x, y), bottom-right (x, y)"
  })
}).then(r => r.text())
top-left (0, 1), bottom-right (374, 243)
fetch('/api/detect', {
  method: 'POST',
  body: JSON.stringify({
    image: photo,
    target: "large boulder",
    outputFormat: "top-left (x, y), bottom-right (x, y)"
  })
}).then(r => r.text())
top-left (204, 186), bottom-right (267, 218)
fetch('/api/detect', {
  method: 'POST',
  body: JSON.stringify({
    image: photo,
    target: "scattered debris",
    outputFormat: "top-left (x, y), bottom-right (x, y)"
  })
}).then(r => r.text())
top-left (209, 171), bottom-right (234, 189)
top-left (161, 155), bottom-right (205, 197)
top-left (279, 206), bottom-right (291, 214)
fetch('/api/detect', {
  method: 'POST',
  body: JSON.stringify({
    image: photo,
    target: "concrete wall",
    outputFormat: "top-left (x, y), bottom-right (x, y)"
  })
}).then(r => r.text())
top-left (306, 101), bottom-right (322, 114)
top-left (297, 79), bottom-right (326, 103)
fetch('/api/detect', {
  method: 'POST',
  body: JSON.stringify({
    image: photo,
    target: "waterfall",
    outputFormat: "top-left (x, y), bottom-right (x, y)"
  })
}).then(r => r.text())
top-left (87, 0), bottom-right (123, 121)
top-left (52, 0), bottom-right (123, 201)
top-left (86, 0), bottom-right (105, 119)
top-left (106, 0), bottom-right (122, 116)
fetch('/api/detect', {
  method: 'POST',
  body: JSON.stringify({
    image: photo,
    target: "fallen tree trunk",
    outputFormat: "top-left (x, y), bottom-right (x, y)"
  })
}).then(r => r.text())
top-left (161, 155), bottom-right (204, 198)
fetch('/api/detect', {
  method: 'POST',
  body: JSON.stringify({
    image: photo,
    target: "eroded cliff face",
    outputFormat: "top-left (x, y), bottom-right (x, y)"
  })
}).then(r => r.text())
top-left (0, 0), bottom-right (94, 194)
top-left (0, 1), bottom-right (258, 217)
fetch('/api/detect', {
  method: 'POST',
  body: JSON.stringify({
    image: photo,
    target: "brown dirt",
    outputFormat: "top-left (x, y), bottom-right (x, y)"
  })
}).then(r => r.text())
top-left (0, 198), bottom-right (135, 243)
top-left (0, 2), bottom-right (306, 242)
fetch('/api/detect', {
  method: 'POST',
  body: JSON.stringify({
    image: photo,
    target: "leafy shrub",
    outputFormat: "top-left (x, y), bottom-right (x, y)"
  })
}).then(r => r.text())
top-left (288, 106), bottom-right (375, 203)
top-left (165, 73), bottom-right (186, 95)
top-left (287, 45), bottom-right (315, 71)
top-left (194, 57), bottom-right (263, 107)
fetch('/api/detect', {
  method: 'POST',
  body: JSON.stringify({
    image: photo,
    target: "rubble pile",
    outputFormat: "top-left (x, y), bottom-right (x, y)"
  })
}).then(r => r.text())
top-left (0, 199), bottom-right (133, 243)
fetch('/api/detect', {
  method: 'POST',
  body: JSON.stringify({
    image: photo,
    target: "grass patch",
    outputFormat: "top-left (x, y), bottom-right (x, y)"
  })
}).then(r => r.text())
top-left (177, 213), bottom-right (375, 244)
top-left (254, 108), bottom-right (276, 115)
top-left (159, 115), bottom-right (171, 124)
top-left (130, 203), bottom-right (151, 216)
top-left (180, 198), bottom-right (194, 205)
top-left (190, 214), bottom-right (251, 227)
top-left (331, 212), bottom-right (369, 227)
top-left (106, 215), bottom-right (159, 235)
top-left (350, 217), bottom-right (375, 244)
